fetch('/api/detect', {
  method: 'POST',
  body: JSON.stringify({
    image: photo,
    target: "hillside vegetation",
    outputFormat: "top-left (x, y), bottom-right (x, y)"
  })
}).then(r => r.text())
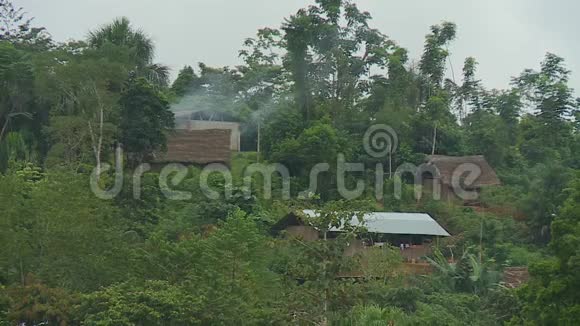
top-left (1, 0), bottom-right (580, 324)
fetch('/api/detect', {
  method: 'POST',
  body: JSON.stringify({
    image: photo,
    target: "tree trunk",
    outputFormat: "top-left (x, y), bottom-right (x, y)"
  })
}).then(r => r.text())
top-left (0, 118), bottom-right (9, 142)
top-left (257, 119), bottom-right (261, 163)
top-left (431, 123), bottom-right (438, 155)
top-left (88, 83), bottom-right (105, 179)
top-left (323, 231), bottom-right (328, 325)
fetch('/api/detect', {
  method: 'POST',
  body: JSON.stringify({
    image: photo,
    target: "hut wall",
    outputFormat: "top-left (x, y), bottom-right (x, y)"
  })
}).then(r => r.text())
top-left (401, 245), bottom-right (432, 263)
top-left (285, 226), bottom-right (319, 241)
top-left (182, 121), bottom-right (241, 151)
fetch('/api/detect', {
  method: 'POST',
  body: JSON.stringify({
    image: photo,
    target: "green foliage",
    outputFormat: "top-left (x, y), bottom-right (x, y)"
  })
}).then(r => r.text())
top-left (362, 245), bottom-right (403, 281)
top-left (419, 22), bottom-right (457, 93)
top-left (170, 65), bottom-right (201, 97)
top-left (2, 1), bottom-right (579, 324)
top-left (336, 305), bottom-right (410, 326)
top-left (4, 276), bottom-right (78, 325)
top-left (0, 41), bottom-right (34, 147)
top-left (119, 77), bottom-right (174, 165)
top-left (88, 17), bottom-right (169, 86)
top-left (0, 1), bottom-right (51, 50)
top-left (79, 280), bottom-right (202, 325)
top-left (464, 109), bottom-right (509, 166)
top-left (426, 247), bottom-right (501, 295)
top-left (514, 172), bottom-right (580, 324)
top-left (0, 171), bottom-right (131, 291)
top-left (521, 163), bottom-right (572, 243)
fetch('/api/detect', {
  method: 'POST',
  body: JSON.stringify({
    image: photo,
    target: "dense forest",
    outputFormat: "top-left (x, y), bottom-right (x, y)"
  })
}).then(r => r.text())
top-left (2, 0), bottom-right (580, 324)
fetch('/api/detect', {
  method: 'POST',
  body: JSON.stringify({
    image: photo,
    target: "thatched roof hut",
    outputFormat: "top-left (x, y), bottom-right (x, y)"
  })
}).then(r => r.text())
top-left (425, 155), bottom-right (500, 187)
top-left (152, 129), bottom-right (231, 165)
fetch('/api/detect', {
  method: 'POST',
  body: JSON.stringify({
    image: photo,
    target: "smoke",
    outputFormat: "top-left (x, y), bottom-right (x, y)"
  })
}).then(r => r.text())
top-left (170, 66), bottom-right (244, 120)
top-left (169, 64), bottom-right (291, 150)
top-left (171, 90), bottom-right (238, 119)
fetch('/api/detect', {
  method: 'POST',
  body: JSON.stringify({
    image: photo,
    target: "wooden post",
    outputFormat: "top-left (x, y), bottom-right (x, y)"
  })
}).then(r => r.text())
top-left (431, 122), bottom-right (437, 155)
top-left (257, 119), bottom-right (261, 163)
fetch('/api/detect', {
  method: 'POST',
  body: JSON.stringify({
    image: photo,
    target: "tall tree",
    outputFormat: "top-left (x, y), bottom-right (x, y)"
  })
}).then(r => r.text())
top-left (0, 0), bottom-right (51, 50)
top-left (513, 53), bottom-right (579, 150)
top-left (119, 77), bottom-right (174, 165)
top-left (415, 22), bottom-right (458, 155)
top-left (486, 89), bottom-right (522, 144)
top-left (88, 17), bottom-right (169, 87)
top-left (0, 42), bottom-right (34, 143)
top-left (516, 172), bottom-right (580, 324)
top-left (450, 57), bottom-right (484, 121)
top-left (281, 0), bottom-right (396, 123)
top-left (419, 21), bottom-right (457, 100)
top-left (171, 65), bottom-right (201, 97)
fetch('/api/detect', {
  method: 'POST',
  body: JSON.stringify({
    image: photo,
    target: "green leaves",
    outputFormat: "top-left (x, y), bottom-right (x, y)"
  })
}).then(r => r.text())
top-left (514, 173), bottom-right (580, 324)
top-left (0, 171), bottom-right (130, 291)
top-left (514, 53), bottom-right (578, 133)
top-left (79, 280), bottom-right (203, 326)
top-left (119, 77), bottom-right (174, 165)
top-left (419, 21), bottom-right (457, 93)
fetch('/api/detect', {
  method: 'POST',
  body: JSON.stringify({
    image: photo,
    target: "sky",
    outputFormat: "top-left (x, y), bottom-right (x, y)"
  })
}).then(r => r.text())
top-left (16, 0), bottom-right (580, 92)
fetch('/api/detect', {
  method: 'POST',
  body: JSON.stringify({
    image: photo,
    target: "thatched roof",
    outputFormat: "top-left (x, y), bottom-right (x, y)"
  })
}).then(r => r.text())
top-left (153, 129), bottom-right (231, 165)
top-left (425, 155), bottom-right (500, 187)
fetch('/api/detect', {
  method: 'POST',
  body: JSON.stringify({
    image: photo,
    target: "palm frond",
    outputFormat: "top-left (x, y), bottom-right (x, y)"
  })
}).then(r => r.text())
top-left (88, 17), bottom-right (154, 66)
top-left (144, 63), bottom-right (170, 87)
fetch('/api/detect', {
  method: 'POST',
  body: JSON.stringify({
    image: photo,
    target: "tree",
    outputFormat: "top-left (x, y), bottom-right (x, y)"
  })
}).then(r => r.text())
top-left (449, 57), bottom-right (484, 121)
top-left (342, 305), bottom-right (410, 325)
top-left (79, 280), bottom-right (202, 325)
top-left (170, 65), bottom-right (201, 97)
top-left (0, 171), bottom-right (131, 291)
top-left (277, 201), bottom-right (370, 323)
top-left (119, 77), bottom-right (174, 165)
top-left (37, 46), bottom-right (124, 174)
top-left (521, 163), bottom-right (571, 244)
top-left (88, 17), bottom-right (169, 87)
top-left (4, 275), bottom-right (78, 326)
top-left (486, 89), bottom-right (521, 144)
top-left (281, 0), bottom-right (396, 122)
top-left (0, 42), bottom-right (34, 143)
top-left (419, 21), bottom-right (457, 100)
top-left (414, 22), bottom-right (458, 155)
top-left (0, 131), bottom-right (35, 172)
top-left (513, 53), bottom-right (579, 151)
top-left (0, 0), bottom-right (51, 50)
top-left (426, 247), bottom-right (500, 295)
top-left (411, 93), bottom-right (462, 155)
top-left (515, 172), bottom-right (580, 324)
top-left (463, 109), bottom-right (509, 166)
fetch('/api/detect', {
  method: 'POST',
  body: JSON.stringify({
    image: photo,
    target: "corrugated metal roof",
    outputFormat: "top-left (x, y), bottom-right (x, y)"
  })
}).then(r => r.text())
top-left (302, 210), bottom-right (450, 237)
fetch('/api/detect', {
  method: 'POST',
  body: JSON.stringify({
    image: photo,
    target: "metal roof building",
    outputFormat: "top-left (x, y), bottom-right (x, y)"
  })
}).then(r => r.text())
top-left (302, 210), bottom-right (450, 237)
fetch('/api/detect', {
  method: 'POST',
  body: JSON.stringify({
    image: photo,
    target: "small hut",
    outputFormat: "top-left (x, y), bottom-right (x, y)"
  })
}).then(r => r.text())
top-left (174, 110), bottom-right (241, 151)
top-left (152, 129), bottom-right (232, 168)
top-left (423, 155), bottom-right (501, 204)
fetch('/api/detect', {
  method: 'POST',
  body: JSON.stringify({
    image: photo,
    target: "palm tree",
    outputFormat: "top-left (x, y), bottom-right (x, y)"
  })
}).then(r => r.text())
top-left (88, 17), bottom-right (169, 87)
top-left (426, 247), bottom-right (500, 294)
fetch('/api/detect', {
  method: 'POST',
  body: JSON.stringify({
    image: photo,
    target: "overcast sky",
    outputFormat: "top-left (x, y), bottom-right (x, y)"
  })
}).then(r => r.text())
top-left (16, 0), bottom-right (580, 92)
